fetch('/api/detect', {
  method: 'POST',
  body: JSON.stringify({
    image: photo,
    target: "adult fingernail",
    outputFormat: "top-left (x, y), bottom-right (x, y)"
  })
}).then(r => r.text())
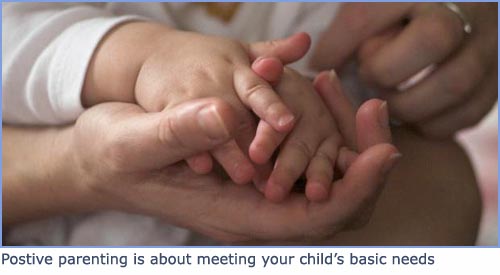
top-left (329, 69), bottom-right (338, 81)
top-left (328, 69), bottom-right (343, 92)
top-left (198, 105), bottom-right (230, 140)
top-left (382, 153), bottom-right (402, 174)
top-left (378, 101), bottom-right (390, 129)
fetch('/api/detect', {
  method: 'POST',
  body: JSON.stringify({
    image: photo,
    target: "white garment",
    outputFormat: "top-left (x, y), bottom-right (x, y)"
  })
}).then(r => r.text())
top-left (3, 2), bottom-right (345, 245)
top-left (2, 2), bottom-right (342, 125)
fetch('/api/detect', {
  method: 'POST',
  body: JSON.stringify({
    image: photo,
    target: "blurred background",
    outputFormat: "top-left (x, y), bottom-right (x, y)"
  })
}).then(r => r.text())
top-left (458, 104), bottom-right (498, 246)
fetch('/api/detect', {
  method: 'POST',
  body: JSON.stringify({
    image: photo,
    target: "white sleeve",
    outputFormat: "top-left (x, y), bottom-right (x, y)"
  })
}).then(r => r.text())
top-left (2, 3), bottom-right (143, 125)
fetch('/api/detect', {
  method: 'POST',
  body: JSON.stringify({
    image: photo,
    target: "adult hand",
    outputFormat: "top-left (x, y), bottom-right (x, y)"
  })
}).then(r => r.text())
top-left (311, 2), bottom-right (497, 138)
top-left (70, 75), bottom-right (398, 244)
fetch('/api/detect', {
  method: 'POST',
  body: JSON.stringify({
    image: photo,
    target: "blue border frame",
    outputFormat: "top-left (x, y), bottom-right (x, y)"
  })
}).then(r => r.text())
top-left (497, 0), bottom-right (499, 248)
top-left (0, 0), bottom-right (499, 249)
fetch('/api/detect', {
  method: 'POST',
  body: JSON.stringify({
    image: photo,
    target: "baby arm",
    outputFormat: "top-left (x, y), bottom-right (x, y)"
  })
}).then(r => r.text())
top-left (81, 21), bottom-right (311, 184)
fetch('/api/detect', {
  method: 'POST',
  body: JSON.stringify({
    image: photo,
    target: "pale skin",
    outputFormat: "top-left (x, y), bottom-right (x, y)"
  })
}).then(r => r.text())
top-left (3, 73), bottom-right (401, 243)
top-left (83, 22), bottom-right (302, 186)
top-left (82, 21), bottom-right (349, 202)
top-left (3, 47), bottom-right (479, 244)
top-left (3, 3), bottom-right (484, 244)
top-left (2, 83), bottom-right (480, 245)
top-left (311, 2), bottom-right (497, 138)
top-left (250, 61), bottom-right (357, 202)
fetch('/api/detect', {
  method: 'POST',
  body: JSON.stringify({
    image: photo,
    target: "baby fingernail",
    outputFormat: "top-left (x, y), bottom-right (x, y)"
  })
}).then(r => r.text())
top-left (378, 101), bottom-right (390, 129)
top-left (198, 105), bottom-right (230, 140)
top-left (328, 69), bottom-right (343, 92)
top-left (382, 153), bottom-right (402, 174)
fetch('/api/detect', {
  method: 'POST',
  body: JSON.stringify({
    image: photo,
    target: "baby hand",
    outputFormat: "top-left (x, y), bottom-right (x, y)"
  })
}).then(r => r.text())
top-left (251, 66), bottom-right (344, 202)
top-left (134, 27), bottom-right (310, 184)
top-left (82, 21), bottom-right (311, 185)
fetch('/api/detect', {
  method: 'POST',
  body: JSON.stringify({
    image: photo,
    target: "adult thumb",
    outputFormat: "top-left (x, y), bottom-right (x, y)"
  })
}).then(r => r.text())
top-left (104, 99), bottom-right (238, 172)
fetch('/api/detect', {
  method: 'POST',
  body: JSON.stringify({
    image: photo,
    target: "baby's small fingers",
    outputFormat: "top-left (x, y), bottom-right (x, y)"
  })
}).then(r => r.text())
top-left (212, 140), bottom-right (255, 184)
top-left (234, 67), bottom-right (295, 132)
top-left (305, 137), bottom-right (340, 202)
top-left (313, 71), bottom-right (357, 149)
top-left (265, 139), bottom-right (314, 202)
top-left (186, 153), bottom-right (213, 174)
top-left (249, 120), bottom-right (286, 164)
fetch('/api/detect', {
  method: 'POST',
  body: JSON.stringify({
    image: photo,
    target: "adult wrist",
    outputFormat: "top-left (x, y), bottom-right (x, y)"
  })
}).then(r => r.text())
top-left (2, 126), bottom-right (102, 226)
top-left (58, 126), bottom-right (108, 214)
